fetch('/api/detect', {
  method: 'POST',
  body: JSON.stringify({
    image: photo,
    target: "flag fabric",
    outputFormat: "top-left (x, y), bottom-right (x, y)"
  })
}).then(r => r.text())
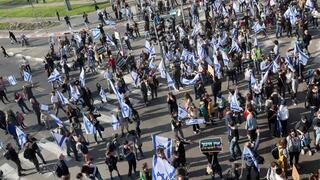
top-left (284, 7), bottom-right (298, 25)
top-left (7, 75), bottom-right (17, 86)
top-left (298, 49), bottom-right (309, 65)
top-left (152, 155), bottom-right (176, 180)
top-left (233, 1), bottom-right (240, 13)
top-left (108, 78), bottom-right (122, 103)
top-left (91, 28), bottom-right (101, 39)
top-left (252, 22), bottom-right (265, 33)
top-left (149, 58), bottom-right (157, 69)
top-left (191, 23), bottom-right (201, 37)
top-left (131, 71), bottom-right (140, 87)
top-left (50, 114), bottom-right (63, 126)
top-left (83, 114), bottom-right (96, 134)
top-left (253, 37), bottom-right (259, 47)
top-left (120, 101), bottom-right (132, 118)
top-left (230, 90), bottom-right (243, 112)
top-left (229, 39), bottom-right (241, 53)
top-left (305, 0), bottom-right (314, 10)
top-left (285, 56), bottom-right (296, 72)
top-left (181, 74), bottom-right (200, 85)
top-left (48, 69), bottom-right (61, 83)
top-left (57, 91), bottom-right (69, 105)
top-left (251, 74), bottom-right (257, 85)
top-left (242, 146), bottom-right (260, 172)
top-left (16, 126), bottom-right (27, 147)
top-left (105, 20), bottom-right (116, 26)
top-left (51, 132), bottom-right (67, 150)
top-left (23, 71), bottom-right (32, 83)
top-left (166, 72), bottom-right (178, 91)
top-left (105, 33), bottom-right (116, 46)
top-left (111, 114), bottom-right (120, 130)
top-left (178, 106), bottom-right (188, 120)
top-left (185, 118), bottom-right (205, 125)
top-left (99, 88), bottom-right (107, 103)
top-left (220, 50), bottom-right (230, 66)
top-left (70, 85), bottom-right (80, 100)
top-left (40, 104), bottom-right (49, 111)
top-left (272, 55), bottom-right (280, 73)
top-left (197, 44), bottom-right (207, 60)
top-left (157, 59), bottom-right (166, 78)
top-left (152, 135), bottom-right (173, 159)
top-left (79, 68), bottom-right (85, 87)
top-left (259, 66), bottom-right (271, 89)
top-left (276, 110), bottom-right (283, 136)
top-left (0, 139), bottom-right (3, 150)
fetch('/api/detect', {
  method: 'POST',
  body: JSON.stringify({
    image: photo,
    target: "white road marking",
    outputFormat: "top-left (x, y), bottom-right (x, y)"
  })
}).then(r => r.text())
top-left (0, 163), bottom-right (20, 179)
top-left (37, 140), bottom-right (71, 162)
top-left (34, 87), bottom-right (46, 92)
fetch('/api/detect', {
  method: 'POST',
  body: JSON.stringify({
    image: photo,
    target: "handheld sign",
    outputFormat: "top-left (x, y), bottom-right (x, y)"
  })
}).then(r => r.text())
top-left (199, 137), bottom-right (222, 153)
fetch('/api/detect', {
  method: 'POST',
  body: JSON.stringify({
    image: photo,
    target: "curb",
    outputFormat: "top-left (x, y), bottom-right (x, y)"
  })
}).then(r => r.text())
top-left (7, 51), bottom-right (44, 62)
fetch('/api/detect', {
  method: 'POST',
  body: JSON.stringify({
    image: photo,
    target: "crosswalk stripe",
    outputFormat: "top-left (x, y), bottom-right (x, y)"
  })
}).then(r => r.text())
top-left (34, 87), bottom-right (46, 92)
top-left (37, 139), bottom-right (71, 162)
top-left (0, 163), bottom-right (20, 179)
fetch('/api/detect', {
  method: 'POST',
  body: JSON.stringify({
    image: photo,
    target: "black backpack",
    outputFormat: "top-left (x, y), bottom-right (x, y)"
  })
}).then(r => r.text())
top-left (80, 143), bottom-right (88, 154)
top-left (4, 151), bottom-right (11, 160)
top-left (23, 149), bottom-right (31, 160)
top-left (271, 144), bottom-right (279, 160)
top-left (55, 165), bottom-right (62, 178)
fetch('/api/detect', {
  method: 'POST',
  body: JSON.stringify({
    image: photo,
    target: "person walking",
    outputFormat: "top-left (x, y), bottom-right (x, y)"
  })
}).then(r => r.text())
top-left (228, 120), bottom-right (242, 161)
top-left (140, 78), bottom-right (149, 106)
top-left (1, 46), bottom-right (9, 57)
top-left (30, 98), bottom-right (42, 126)
top-left (51, 91), bottom-right (66, 116)
top-left (24, 142), bottom-right (41, 173)
top-left (105, 150), bottom-right (121, 179)
top-left (139, 162), bottom-right (151, 180)
top-left (65, 132), bottom-right (80, 161)
top-left (123, 141), bottom-right (137, 177)
top-left (26, 134), bottom-right (47, 164)
top-left (9, 31), bottom-right (18, 44)
top-left (286, 129), bottom-right (301, 169)
top-left (4, 143), bottom-right (26, 176)
top-left (0, 78), bottom-right (10, 104)
top-left (55, 154), bottom-right (70, 180)
top-left (14, 91), bottom-right (32, 114)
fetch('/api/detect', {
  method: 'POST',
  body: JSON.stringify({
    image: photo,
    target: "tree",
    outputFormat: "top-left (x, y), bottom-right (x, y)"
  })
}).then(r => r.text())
top-left (64, 0), bottom-right (72, 11)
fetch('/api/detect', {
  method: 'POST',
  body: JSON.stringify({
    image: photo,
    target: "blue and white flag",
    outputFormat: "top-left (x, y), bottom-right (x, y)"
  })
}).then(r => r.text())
top-left (131, 71), bottom-right (140, 87)
top-left (70, 85), bottom-right (80, 100)
top-left (149, 58), bottom-right (157, 69)
top-left (252, 22), bottom-right (265, 34)
top-left (91, 28), bottom-right (100, 39)
top-left (105, 33), bottom-right (116, 46)
top-left (233, 1), bottom-right (240, 13)
top-left (83, 114), bottom-right (96, 134)
top-left (50, 114), bottom-right (63, 126)
top-left (298, 49), bottom-right (309, 65)
top-left (181, 74), bottom-right (200, 85)
top-left (0, 139), bottom-right (3, 150)
top-left (285, 56), bottom-right (296, 72)
top-left (251, 74), bottom-right (257, 85)
top-left (242, 147), bottom-right (260, 172)
top-left (276, 110), bottom-right (282, 136)
top-left (145, 41), bottom-right (156, 59)
top-left (272, 55), bottom-right (280, 73)
top-left (284, 7), bottom-right (298, 25)
top-left (197, 44), bottom-right (207, 60)
top-left (23, 71), bottom-right (32, 83)
top-left (111, 114), bottom-right (120, 130)
top-left (305, 0), bottom-right (314, 11)
top-left (186, 118), bottom-right (205, 125)
top-left (57, 91), bottom-right (69, 105)
top-left (16, 126), bottom-right (27, 147)
top-left (229, 39), bottom-right (241, 53)
top-left (120, 101), bottom-right (132, 118)
top-left (79, 68), bottom-right (85, 87)
top-left (253, 37), bottom-right (259, 47)
top-left (191, 23), bottom-right (201, 37)
top-left (152, 135), bottom-right (173, 159)
top-left (157, 59), bottom-right (166, 78)
top-left (178, 106), bottom-right (188, 120)
top-left (166, 72), bottom-right (178, 92)
top-left (230, 90), bottom-right (243, 112)
top-left (52, 132), bottom-right (66, 150)
top-left (7, 75), bottom-right (17, 86)
top-left (152, 155), bottom-right (176, 180)
top-left (108, 78), bottom-right (122, 103)
top-left (105, 20), bottom-right (116, 26)
top-left (220, 50), bottom-right (230, 66)
top-left (48, 69), bottom-right (61, 83)
top-left (99, 88), bottom-right (107, 103)
top-left (259, 65), bottom-right (271, 89)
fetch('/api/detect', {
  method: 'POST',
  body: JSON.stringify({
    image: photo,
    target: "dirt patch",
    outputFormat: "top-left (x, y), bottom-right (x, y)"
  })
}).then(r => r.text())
top-left (0, 21), bottom-right (60, 30)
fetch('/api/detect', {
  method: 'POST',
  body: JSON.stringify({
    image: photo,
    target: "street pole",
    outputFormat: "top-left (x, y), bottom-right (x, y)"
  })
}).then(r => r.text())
top-left (64, 0), bottom-right (72, 11)
top-left (180, 0), bottom-right (185, 25)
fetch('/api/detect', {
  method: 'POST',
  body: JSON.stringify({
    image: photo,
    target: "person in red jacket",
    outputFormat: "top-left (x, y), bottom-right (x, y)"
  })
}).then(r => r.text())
top-left (108, 55), bottom-right (116, 73)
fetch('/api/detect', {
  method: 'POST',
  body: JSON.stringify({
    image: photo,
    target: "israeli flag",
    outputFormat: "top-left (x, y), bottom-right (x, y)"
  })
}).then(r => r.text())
top-left (230, 90), bottom-right (243, 112)
top-left (178, 26), bottom-right (186, 39)
top-left (229, 39), bottom-right (241, 53)
top-left (105, 20), bottom-right (116, 26)
top-left (121, 101), bottom-right (132, 118)
top-left (131, 71), bottom-right (140, 87)
top-left (157, 59), bottom-right (166, 78)
top-left (178, 106), bottom-right (188, 120)
top-left (83, 114), bottom-right (96, 134)
top-left (233, 1), bottom-right (240, 13)
top-left (74, 33), bottom-right (82, 43)
top-left (40, 104), bottom-right (49, 111)
top-left (220, 50), bottom-right (230, 66)
top-left (48, 69), bottom-right (61, 83)
top-left (70, 85), bottom-right (80, 100)
top-left (298, 49), bottom-right (309, 65)
top-left (111, 114), bottom-right (120, 130)
top-left (181, 49), bottom-right (192, 61)
top-left (57, 91), bottom-right (69, 105)
top-left (182, 74), bottom-right (200, 85)
top-left (149, 58), bottom-right (157, 69)
top-left (79, 68), bottom-right (85, 87)
top-left (145, 40), bottom-right (152, 52)
top-left (191, 23), bottom-right (201, 37)
top-left (105, 32), bottom-right (116, 46)
top-left (16, 126), bottom-right (27, 147)
top-left (7, 75), bottom-right (17, 86)
top-left (108, 78), bottom-right (122, 103)
top-left (52, 132), bottom-right (66, 150)
top-left (305, 0), bottom-right (314, 11)
top-left (152, 135), bottom-right (173, 159)
top-left (242, 147), bottom-right (260, 172)
top-left (166, 72), bottom-right (178, 92)
top-left (213, 55), bottom-right (222, 78)
top-left (91, 28), bottom-right (101, 39)
top-left (285, 56), bottom-right (296, 72)
top-left (50, 114), bottom-right (63, 126)
top-left (272, 55), bottom-right (280, 73)
top-left (99, 88), bottom-right (107, 103)
top-left (222, 6), bottom-right (228, 17)
top-left (251, 74), bottom-right (257, 85)
top-left (186, 118), bottom-right (205, 125)
top-left (276, 110), bottom-right (282, 135)
top-left (252, 22), bottom-right (265, 34)
top-left (253, 37), bottom-right (259, 47)
top-left (23, 71), bottom-right (32, 83)
top-left (197, 44), bottom-right (207, 60)
top-left (259, 66), bottom-right (271, 89)
top-left (152, 155), bottom-right (176, 180)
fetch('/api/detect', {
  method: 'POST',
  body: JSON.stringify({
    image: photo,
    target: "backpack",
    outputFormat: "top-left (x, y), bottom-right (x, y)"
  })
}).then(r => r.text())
top-left (23, 149), bottom-right (30, 160)
top-left (79, 143), bottom-right (88, 154)
top-left (4, 151), bottom-right (11, 160)
top-left (271, 144), bottom-right (279, 159)
top-left (107, 141), bottom-right (116, 152)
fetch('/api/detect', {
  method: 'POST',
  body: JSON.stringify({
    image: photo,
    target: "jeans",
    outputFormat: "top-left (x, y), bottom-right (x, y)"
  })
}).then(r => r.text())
top-left (229, 139), bottom-right (241, 159)
top-left (276, 24), bottom-right (283, 37)
top-left (127, 158), bottom-right (136, 176)
top-left (12, 159), bottom-right (23, 175)
top-left (18, 101), bottom-right (31, 114)
top-left (289, 151), bottom-right (300, 166)
top-left (245, 165), bottom-right (260, 180)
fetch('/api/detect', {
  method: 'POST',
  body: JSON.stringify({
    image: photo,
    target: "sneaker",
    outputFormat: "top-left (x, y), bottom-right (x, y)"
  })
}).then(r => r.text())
top-left (193, 131), bottom-right (197, 134)
top-left (301, 149), bottom-right (305, 155)
top-left (308, 150), bottom-right (312, 156)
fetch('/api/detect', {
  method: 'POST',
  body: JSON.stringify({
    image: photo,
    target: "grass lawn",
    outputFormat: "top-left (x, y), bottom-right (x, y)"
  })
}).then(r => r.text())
top-left (0, 2), bottom-right (109, 17)
top-left (0, 0), bottom-right (78, 7)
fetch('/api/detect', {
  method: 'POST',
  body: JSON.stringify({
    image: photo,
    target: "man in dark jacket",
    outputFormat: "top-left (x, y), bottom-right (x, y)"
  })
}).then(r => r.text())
top-left (56, 154), bottom-right (70, 179)
top-left (140, 79), bottom-right (149, 106)
top-left (5, 143), bottom-right (25, 176)
top-left (30, 98), bottom-right (42, 125)
top-left (24, 142), bottom-right (41, 173)
top-left (26, 134), bottom-right (46, 164)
